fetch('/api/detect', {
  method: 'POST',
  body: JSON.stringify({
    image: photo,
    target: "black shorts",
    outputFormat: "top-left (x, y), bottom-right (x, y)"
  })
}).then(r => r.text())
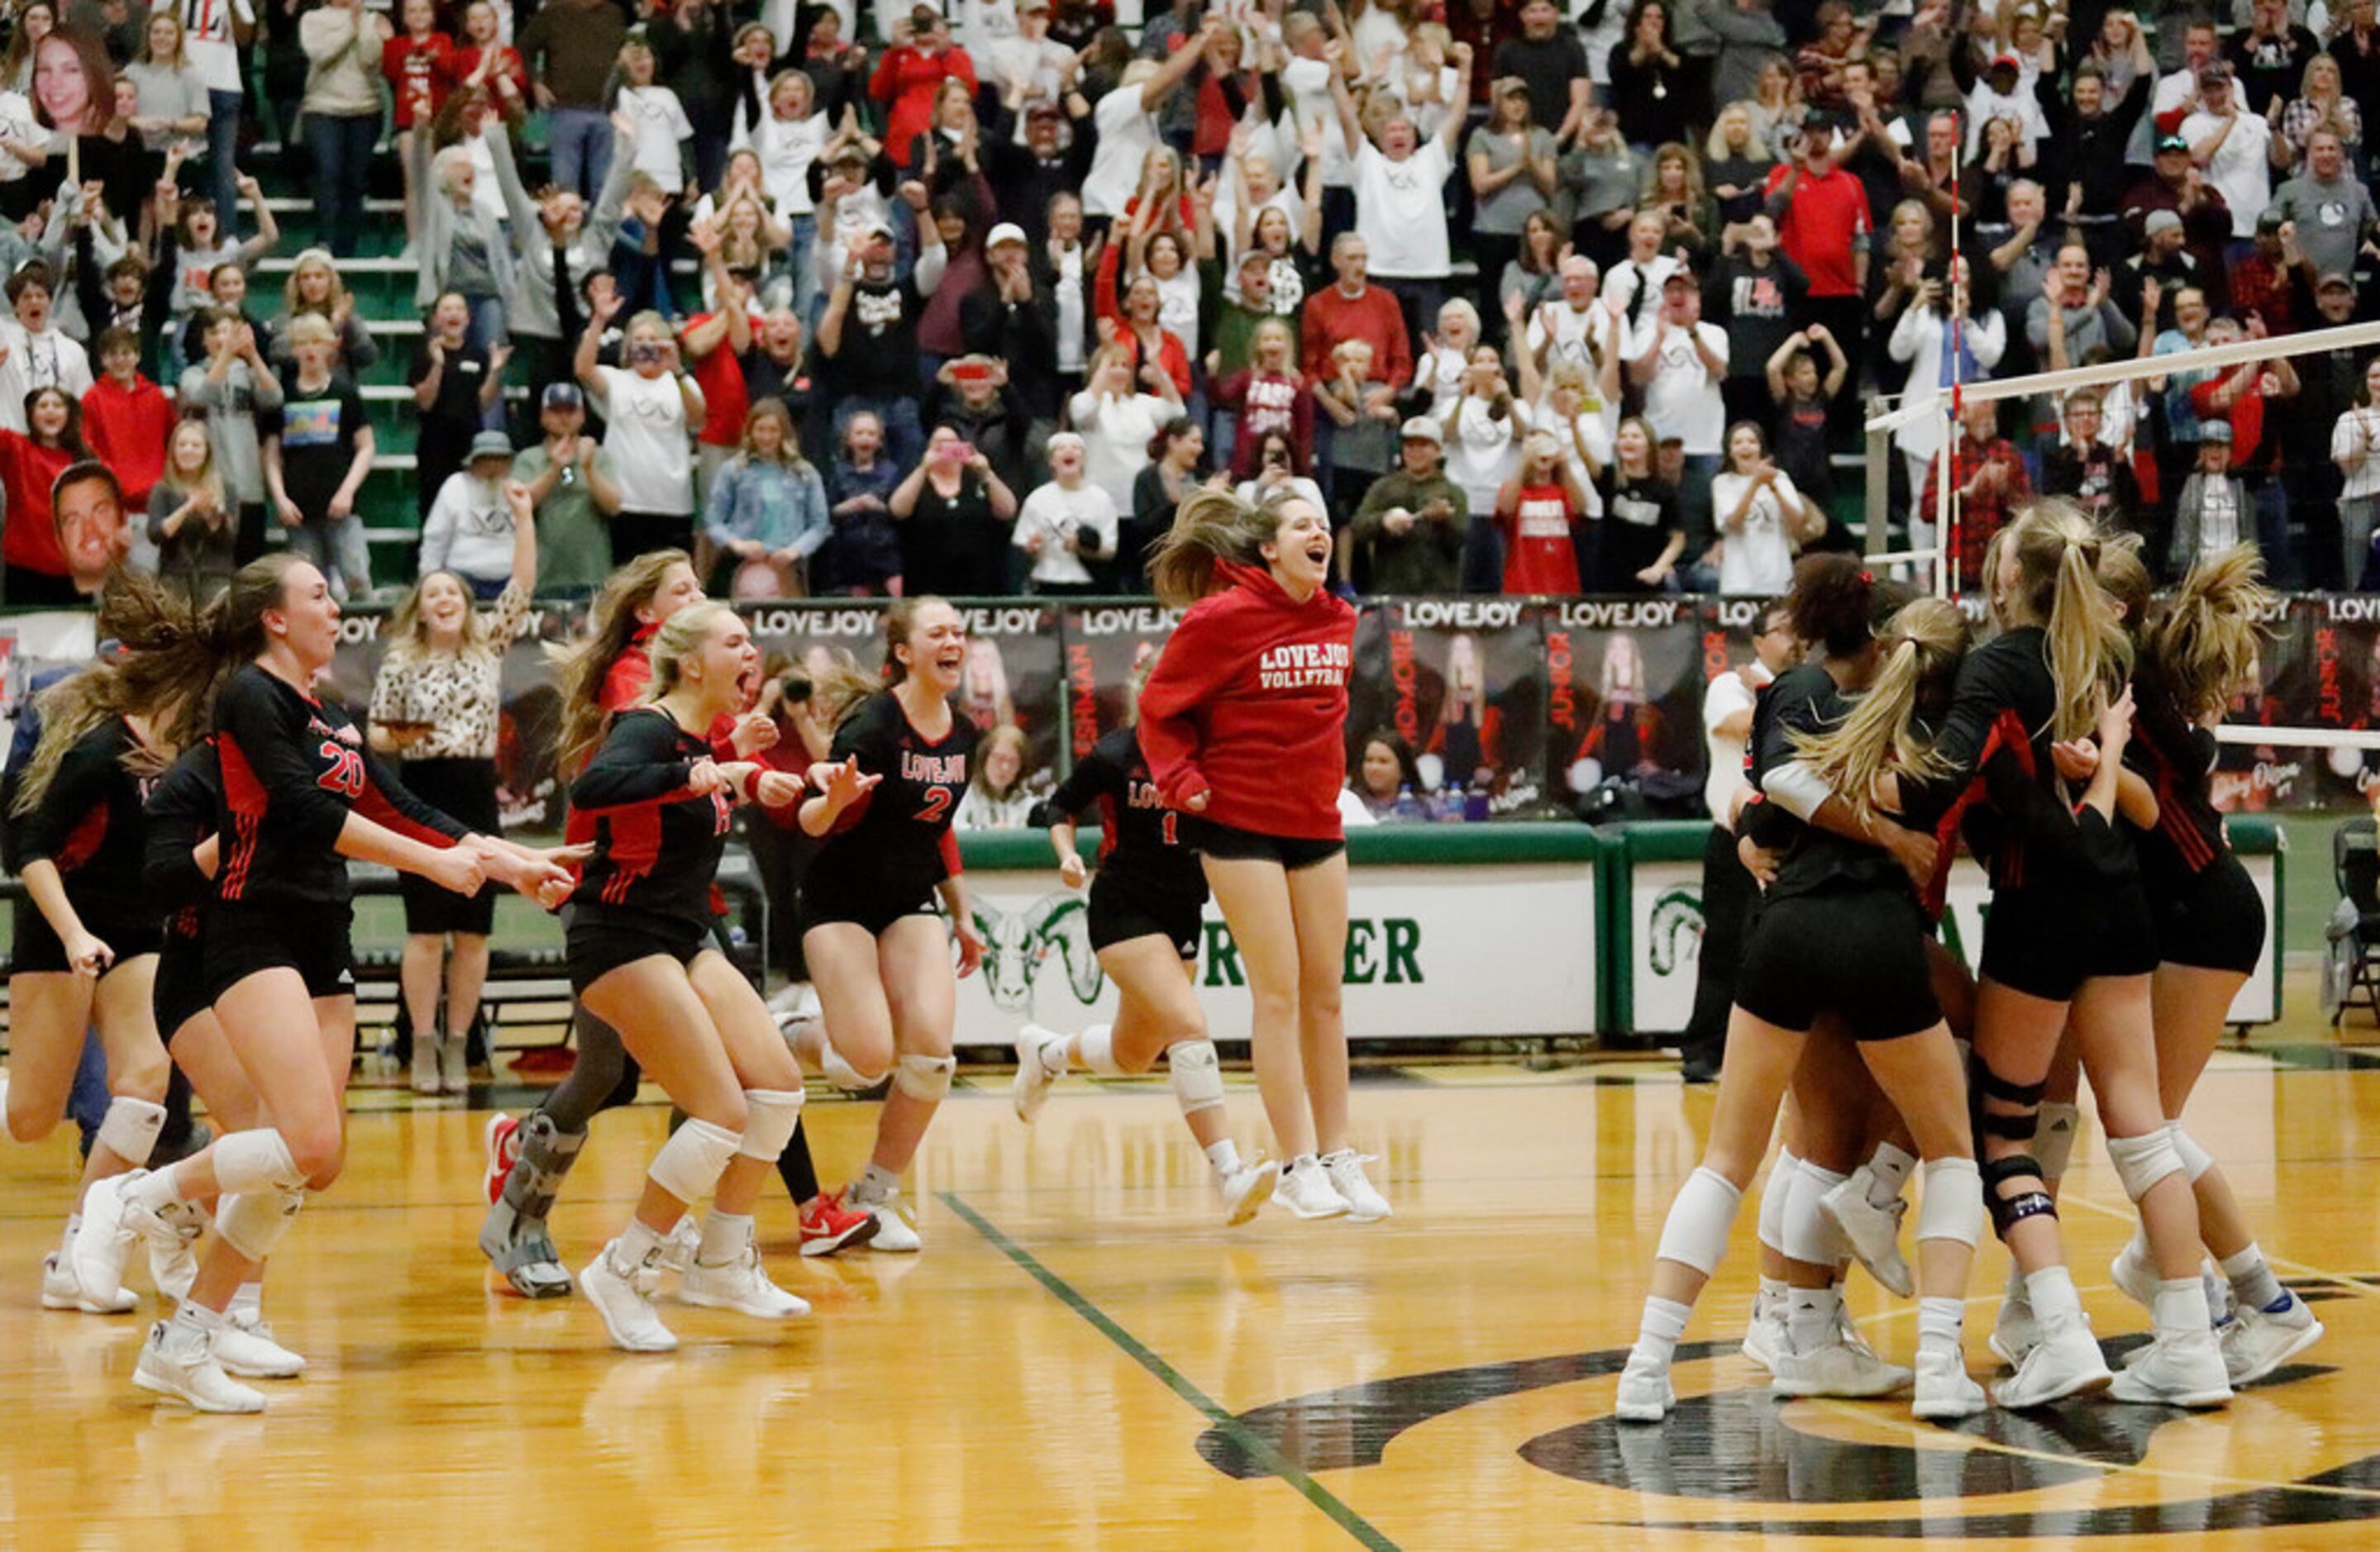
top-left (1088, 874), bottom-right (1204, 960)
top-left (10, 902), bottom-right (162, 975)
top-left (565, 910), bottom-right (709, 995)
top-left (1736, 888), bottom-right (1942, 1043)
top-left (393, 757), bottom-right (500, 937)
top-left (202, 900), bottom-right (356, 1002)
top-left (2150, 855), bottom-right (2266, 976)
top-left (799, 868), bottom-right (940, 938)
top-left (1179, 815), bottom-right (1345, 872)
top-left (1978, 877), bottom-right (2162, 1003)
top-left (154, 935), bottom-right (212, 1045)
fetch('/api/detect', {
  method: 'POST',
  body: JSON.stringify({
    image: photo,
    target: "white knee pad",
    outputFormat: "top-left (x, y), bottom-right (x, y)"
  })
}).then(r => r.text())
top-left (2106, 1127), bottom-right (2186, 1202)
top-left (1757, 1150), bottom-right (1801, 1255)
top-left (1653, 1167), bottom-right (1743, 1275)
top-left (2034, 1102), bottom-right (2081, 1182)
top-left (96, 1097), bottom-right (166, 1164)
top-left (1780, 1161), bottom-right (1848, 1266)
top-left (208, 1130), bottom-right (306, 1194)
top-left (647, 1117), bottom-right (742, 1205)
top-left (1166, 1039), bottom-right (1224, 1117)
top-left (2168, 1121), bottom-right (2216, 1183)
top-left (894, 1052), bottom-right (955, 1103)
top-left (736, 1088), bottom-right (805, 1163)
top-left (1915, 1157), bottom-right (1984, 1249)
top-left (821, 1043), bottom-right (885, 1093)
top-left (216, 1185), bottom-right (305, 1261)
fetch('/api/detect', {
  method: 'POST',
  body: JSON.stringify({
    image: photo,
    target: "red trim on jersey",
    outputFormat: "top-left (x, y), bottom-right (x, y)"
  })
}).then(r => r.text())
top-left (217, 732), bottom-right (266, 902)
top-left (355, 772), bottom-right (460, 850)
top-left (53, 805), bottom-right (107, 874)
top-left (938, 827), bottom-right (961, 878)
top-left (1095, 793), bottom-right (1120, 868)
top-left (599, 806), bottom-right (665, 907)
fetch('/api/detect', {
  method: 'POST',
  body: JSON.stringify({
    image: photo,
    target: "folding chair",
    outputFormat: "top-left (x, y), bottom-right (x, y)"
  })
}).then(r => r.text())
top-left (2331, 818), bottom-right (2380, 1029)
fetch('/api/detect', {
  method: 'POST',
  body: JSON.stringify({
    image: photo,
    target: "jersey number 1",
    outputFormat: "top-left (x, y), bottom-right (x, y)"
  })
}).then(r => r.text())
top-left (317, 742), bottom-right (366, 798)
top-left (1163, 812), bottom-right (1178, 846)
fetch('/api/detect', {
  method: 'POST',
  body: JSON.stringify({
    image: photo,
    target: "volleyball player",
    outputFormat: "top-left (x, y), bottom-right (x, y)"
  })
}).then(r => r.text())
top-left (1901, 504), bottom-right (2230, 1409)
top-left (782, 597), bottom-right (989, 1252)
top-left (1009, 681), bottom-right (1282, 1225)
top-left (565, 602), bottom-right (814, 1352)
top-left (479, 552), bottom-right (869, 1297)
top-left (9, 573), bottom-right (210, 1313)
top-left (1134, 488), bottom-right (1387, 1221)
top-left (1618, 578), bottom-right (1991, 1422)
top-left (77, 556), bottom-right (570, 1412)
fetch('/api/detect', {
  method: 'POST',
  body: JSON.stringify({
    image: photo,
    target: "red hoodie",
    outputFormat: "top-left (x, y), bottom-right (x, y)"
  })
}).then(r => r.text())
top-left (1137, 561), bottom-right (1355, 840)
top-left (83, 375), bottom-right (174, 506)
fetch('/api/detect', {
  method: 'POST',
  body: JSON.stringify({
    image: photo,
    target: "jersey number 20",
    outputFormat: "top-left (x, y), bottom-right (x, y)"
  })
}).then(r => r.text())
top-left (317, 742), bottom-right (366, 798)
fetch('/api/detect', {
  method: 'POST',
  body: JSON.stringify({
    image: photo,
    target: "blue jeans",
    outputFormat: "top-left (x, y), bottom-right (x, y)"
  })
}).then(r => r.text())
top-left (548, 107), bottom-right (613, 202)
top-left (784, 212), bottom-right (818, 322)
top-left (205, 88), bottom-right (242, 221)
top-left (307, 111), bottom-right (382, 257)
top-left (290, 512), bottom-right (376, 597)
top-left (834, 393), bottom-right (924, 471)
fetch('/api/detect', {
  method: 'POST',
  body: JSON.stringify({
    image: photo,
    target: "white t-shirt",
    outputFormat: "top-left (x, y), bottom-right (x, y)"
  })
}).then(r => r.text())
top-left (1711, 468), bottom-right (1804, 595)
top-left (181, 0), bottom-right (255, 95)
top-left (1527, 301), bottom-right (1620, 374)
top-left (1630, 319), bottom-right (1729, 455)
top-left (0, 323), bottom-right (92, 432)
top-left (1084, 86), bottom-right (1158, 218)
top-left (1352, 140), bottom-right (1452, 279)
top-left (597, 365), bottom-right (695, 513)
top-left (960, 0), bottom-right (1019, 52)
top-left (1153, 268), bottom-right (1200, 345)
top-left (1069, 388), bottom-right (1171, 511)
top-left (1052, 242), bottom-right (1088, 372)
top-left (1604, 254), bottom-right (1681, 333)
top-left (1444, 395), bottom-right (1530, 514)
top-left (1281, 55), bottom-right (1354, 188)
top-left (1014, 479), bottom-right (1119, 586)
top-left (2335, 407), bottom-right (2380, 499)
top-left (734, 109), bottom-right (828, 217)
top-left (467, 129), bottom-right (508, 224)
top-left (1413, 346), bottom-right (1467, 417)
top-left (2178, 110), bottom-right (2276, 236)
top-left (620, 85), bottom-right (695, 193)
top-left (1963, 81), bottom-right (2050, 158)
top-left (1700, 662), bottom-right (1769, 823)
top-left (0, 91), bottom-right (36, 185)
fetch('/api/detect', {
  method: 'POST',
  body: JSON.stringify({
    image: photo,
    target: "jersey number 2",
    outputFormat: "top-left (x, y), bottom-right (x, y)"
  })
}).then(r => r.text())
top-left (317, 742), bottom-right (366, 798)
top-left (915, 787), bottom-right (952, 825)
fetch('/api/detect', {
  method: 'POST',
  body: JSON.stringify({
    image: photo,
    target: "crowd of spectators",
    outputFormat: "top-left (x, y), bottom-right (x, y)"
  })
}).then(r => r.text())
top-left (0, 0), bottom-right (2374, 608)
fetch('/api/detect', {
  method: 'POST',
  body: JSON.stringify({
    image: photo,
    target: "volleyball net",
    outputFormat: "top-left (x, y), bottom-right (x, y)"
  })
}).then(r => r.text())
top-left (1859, 316), bottom-right (2380, 759)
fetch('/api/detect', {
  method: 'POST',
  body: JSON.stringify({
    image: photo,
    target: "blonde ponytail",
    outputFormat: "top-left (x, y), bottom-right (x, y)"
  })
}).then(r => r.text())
top-left (1792, 597), bottom-right (1971, 827)
top-left (2008, 500), bottom-right (2130, 742)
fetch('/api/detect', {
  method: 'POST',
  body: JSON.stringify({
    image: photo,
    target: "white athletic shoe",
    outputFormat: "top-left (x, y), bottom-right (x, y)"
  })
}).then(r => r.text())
top-left (1820, 1178), bottom-right (1913, 1298)
top-left (134, 1319), bottom-right (265, 1413)
top-left (213, 1312), bottom-right (306, 1378)
top-left (2219, 1297), bottom-right (2325, 1388)
top-left (2109, 1326), bottom-right (2232, 1407)
top-left (860, 1193), bottom-right (923, 1253)
top-left (43, 1249), bottom-right (135, 1314)
top-left (149, 1208), bottom-right (204, 1305)
top-left (1216, 1159), bottom-right (1279, 1226)
top-left (1275, 1158), bottom-right (1351, 1220)
top-left (1319, 1150), bottom-right (1390, 1222)
top-left (654, 1216), bottom-right (702, 1277)
top-left (1741, 1291), bottom-right (1785, 1372)
top-left (581, 1242), bottom-right (678, 1353)
top-left (1911, 1349), bottom-right (1988, 1420)
top-left (1991, 1314), bottom-right (2114, 1409)
top-left (1614, 1354), bottom-right (1676, 1422)
top-left (682, 1243), bottom-right (811, 1320)
top-left (1010, 1026), bottom-right (1062, 1123)
top-left (1771, 1333), bottom-right (1914, 1399)
top-left (1989, 1288), bottom-right (2040, 1369)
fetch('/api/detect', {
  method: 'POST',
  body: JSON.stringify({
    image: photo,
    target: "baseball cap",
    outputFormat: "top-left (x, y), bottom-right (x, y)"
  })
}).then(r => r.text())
top-left (2144, 209), bottom-right (2183, 236)
top-left (861, 215), bottom-right (898, 240)
top-left (2256, 208), bottom-right (2287, 233)
top-left (468, 430), bottom-right (516, 462)
top-left (1399, 417), bottom-right (1443, 445)
top-left (2200, 420), bottom-right (2234, 445)
top-left (985, 221), bottom-right (1028, 250)
top-left (541, 381), bottom-right (584, 412)
top-left (2320, 271), bottom-right (2356, 291)
top-left (1990, 51), bottom-right (2020, 70)
top-left (1662, 269), bottom-right (1700, 290)
top-left (2155, 132), bottom-right (2190, 153)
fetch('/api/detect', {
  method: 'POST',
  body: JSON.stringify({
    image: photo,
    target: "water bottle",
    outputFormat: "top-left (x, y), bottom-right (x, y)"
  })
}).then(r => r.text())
top-left (1463, 782), bottom-right (1491, 823)
top-left (1393, 783), bottom-right (1422, 821)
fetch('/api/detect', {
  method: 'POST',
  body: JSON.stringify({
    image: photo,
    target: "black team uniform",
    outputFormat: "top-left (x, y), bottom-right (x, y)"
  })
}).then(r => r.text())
top-left (1040, 722), bottom-right (1208, 960)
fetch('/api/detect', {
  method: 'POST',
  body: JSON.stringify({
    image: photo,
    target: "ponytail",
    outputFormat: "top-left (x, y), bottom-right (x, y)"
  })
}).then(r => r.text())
top-left (551, 549), bottom-right (694, 774)
top-left (1147, 485), bottom-right (1302, 607)
top-left (1792, 597), bottom-right (1970, 827)
top-left (2008, 500), bottom-right (2130, 742)
top-left (2145, 544), bottom-right (2273, 723)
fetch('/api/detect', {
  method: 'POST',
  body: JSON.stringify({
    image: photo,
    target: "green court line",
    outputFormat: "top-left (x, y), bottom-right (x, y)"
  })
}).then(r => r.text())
top-left (938, 1190), bottom-right (1401, 1552)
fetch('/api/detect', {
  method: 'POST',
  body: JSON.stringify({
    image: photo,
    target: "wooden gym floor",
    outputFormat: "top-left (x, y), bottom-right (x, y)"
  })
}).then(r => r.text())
top-left (10, 1042), bottom-right (2380, 1550)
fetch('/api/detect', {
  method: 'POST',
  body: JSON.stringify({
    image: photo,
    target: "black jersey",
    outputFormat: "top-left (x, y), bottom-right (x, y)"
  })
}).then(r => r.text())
top-left (1738, 665), bottom-right (1918, 905)
top-left (145, 741), bottom-right (222, 946)
top-left (213, 664), bottom-right (470, 910)
top-left (1043, 724), bottom-right (1207, 908)
top-left (815, 691), bottom-right (977, 908)
top-left (570, 707), bottom-right (735, 935)
top-left (13, 716), bottom-right (157, 930)
top-left (2124, 670), bottom-right (2232, 883)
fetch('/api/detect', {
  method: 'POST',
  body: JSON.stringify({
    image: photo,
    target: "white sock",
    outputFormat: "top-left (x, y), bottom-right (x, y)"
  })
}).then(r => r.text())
top-left (1785, 1286), bottom-right (1843, 1354)
top-left (2221, 1245), bottom-right (2287, 1312)
top-left (1204, 1139), bottom-right (1243, 1176)
top-left (1041, 1033), bottom-right (1077, 1074)
top-left (2026, 1264), bottom-right (2082, 1323)
top-left (1917, 1296), bottom-right (1964, 1360)
top-left (2153, 1275), bottom-right (2212, 1338)
top-left (1634, 1295), bottom-right (1691, 1367)
top-left (57, 1214), bottom-right (78, 1259)
top-left (1288, 1151), bottom-right (1319, 1176)
top-left (2003, 1260), bottom-right (2030, 1310)
top-left (1864, 1143), bottom-right (1917, 1207)
top-left (851, 1162), bottom-right (900, 1207)
top-left (230, 1282), bottom-right (264, 1321)
top-left (697, 1210), bottom-right (753, 1266)
top-left (172, 1300), bottom-right (225, 1335)
top-left (1075, 1024), bottom-right (1124, 1076)
top-left (1758, 1273), bottom-right (1786, 1308)
top-left (613, 1217), bottom-right (665, 1272)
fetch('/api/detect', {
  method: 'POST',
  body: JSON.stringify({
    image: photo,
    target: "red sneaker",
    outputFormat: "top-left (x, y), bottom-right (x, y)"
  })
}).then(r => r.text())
top-left (799, 1190), bottom-right (879, 1257)
top-left (483, 1113), bottom-right (521, 1205)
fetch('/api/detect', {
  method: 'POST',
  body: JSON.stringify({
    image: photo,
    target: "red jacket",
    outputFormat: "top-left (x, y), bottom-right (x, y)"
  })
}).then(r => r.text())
top-left (1137, 562), bottom-right (1356, 840)
top-left (1300, 282), bottom-right (1412, 391)
top-left (870, 44), bottom-right (977, 173)
top-left (83, 375), bottom-right (174, 506)
top-left (0, 430), bottom-right (77, 575)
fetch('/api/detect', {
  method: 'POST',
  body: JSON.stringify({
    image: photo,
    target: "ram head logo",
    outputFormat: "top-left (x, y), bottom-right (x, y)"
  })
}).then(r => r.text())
top-left (1648, 888), bottom-right (1705, 977)
top-left (972, 892), bottom-right (1105, 1012)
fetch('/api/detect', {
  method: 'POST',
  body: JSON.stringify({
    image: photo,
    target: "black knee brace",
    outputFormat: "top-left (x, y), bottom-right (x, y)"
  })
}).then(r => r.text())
top-left (1970, 1056), bottom-right (2047, 1145)
top-left (1981, 1154), bottom-right (2057, 1240)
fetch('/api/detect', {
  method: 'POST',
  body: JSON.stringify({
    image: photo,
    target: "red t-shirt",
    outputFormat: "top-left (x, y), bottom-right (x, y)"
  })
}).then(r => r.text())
top-left (1763, 162), bottom-right (1870, 298)
top-left (682, 313), bottom-right (752, 450)
top-left (1501, 482), bottom-right (1581, 595)
top-left (1216, 369), bottom-right (1314, 478)
top-left (381, 33), bottom-right (455, 131)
